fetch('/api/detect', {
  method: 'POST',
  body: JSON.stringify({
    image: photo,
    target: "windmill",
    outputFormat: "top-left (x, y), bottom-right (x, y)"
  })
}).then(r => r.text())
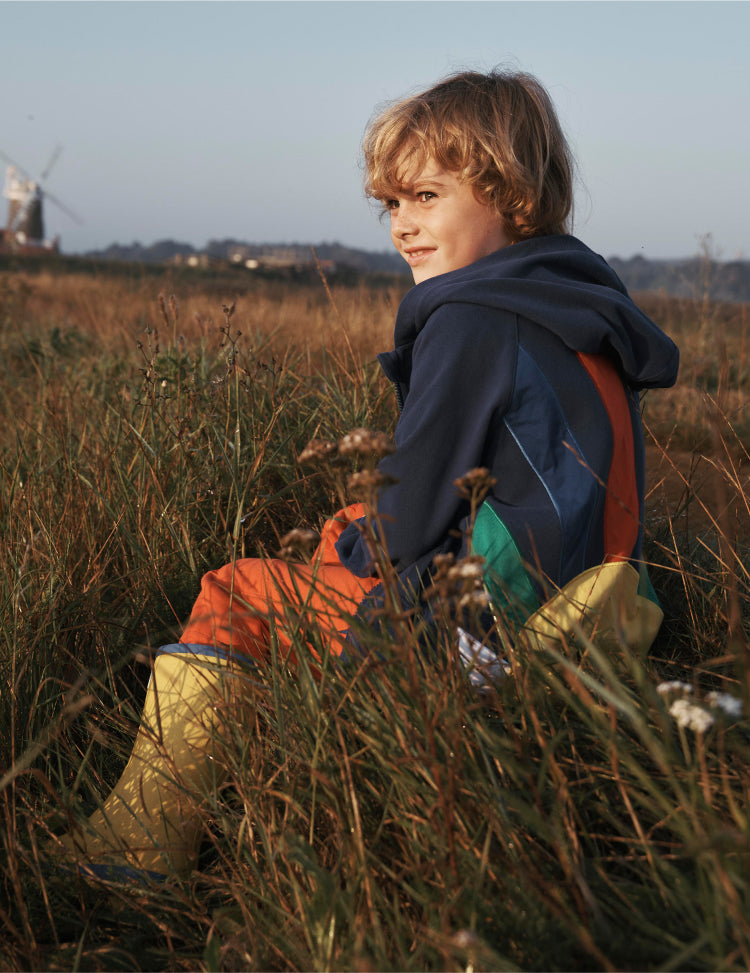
top-left (1, 146), bottom-right (82, 253)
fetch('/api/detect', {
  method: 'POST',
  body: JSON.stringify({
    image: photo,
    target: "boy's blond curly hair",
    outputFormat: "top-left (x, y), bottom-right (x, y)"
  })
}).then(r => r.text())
top-left (363, 69), bottom-right (574, 241)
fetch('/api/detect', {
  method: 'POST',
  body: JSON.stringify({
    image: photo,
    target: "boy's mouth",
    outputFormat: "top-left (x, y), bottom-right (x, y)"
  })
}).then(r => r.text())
top-left (403, 248), bottom-right (436, 265)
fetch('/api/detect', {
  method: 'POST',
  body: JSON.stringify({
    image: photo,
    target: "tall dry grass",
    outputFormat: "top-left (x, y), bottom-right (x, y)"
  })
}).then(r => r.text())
top-left (0, 264), bottom-right (748, 971)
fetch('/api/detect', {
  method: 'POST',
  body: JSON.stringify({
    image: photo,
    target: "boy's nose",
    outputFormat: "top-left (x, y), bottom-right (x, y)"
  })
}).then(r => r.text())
top-left (391, 203), bottom-right (419, 238)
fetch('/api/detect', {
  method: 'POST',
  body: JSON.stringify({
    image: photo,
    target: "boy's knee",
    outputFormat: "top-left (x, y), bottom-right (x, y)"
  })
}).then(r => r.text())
top-left (200, 559), bottom-right (260, 593)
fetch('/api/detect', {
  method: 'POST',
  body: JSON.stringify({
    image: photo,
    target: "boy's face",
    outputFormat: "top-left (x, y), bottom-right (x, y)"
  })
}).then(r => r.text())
top-left (385, 158), bottom-right (511, 283)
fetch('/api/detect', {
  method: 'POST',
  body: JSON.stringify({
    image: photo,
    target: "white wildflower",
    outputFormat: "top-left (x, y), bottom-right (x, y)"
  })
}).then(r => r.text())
top-left (458, 589), bottom-right (492, 610)
top-left (705, 690), bottom-right (744, 719)
top-left (452, 928), bottom-right (482, 951)
top-left (338, 428), bottom-right (394, 458)
top-left (346, 469), bottom-right (398, 496)
top-left (449, 560), bottom-right (485, 582)
top-left (656, 680), bottom-right (693, 696)
top-left (297, 439), bottom-right (337, 465)
top-left (668, 698), bottom-right (715, 734)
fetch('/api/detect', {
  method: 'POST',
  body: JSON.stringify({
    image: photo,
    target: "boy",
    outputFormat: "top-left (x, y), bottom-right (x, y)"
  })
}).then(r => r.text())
top-left (56, 69), bottom-right (679, 881)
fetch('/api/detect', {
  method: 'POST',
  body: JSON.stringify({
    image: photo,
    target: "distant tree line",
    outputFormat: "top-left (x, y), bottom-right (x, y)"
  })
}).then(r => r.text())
top-left (75, 238), bottom-right (750, 302)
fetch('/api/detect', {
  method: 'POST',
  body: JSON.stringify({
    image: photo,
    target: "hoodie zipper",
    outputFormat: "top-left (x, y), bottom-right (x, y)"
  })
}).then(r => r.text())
top-left (393, 381), bottom-right (405, 414)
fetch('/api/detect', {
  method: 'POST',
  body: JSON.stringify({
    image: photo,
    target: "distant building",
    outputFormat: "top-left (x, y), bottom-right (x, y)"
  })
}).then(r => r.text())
top-left (171, 252), bottom-right (214, 269)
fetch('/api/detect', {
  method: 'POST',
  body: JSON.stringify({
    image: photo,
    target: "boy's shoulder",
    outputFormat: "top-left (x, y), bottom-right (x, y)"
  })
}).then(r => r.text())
top-left (392, 234), bottom-right (679, 391)
top-left (393, 234), bottom-right (601, 341)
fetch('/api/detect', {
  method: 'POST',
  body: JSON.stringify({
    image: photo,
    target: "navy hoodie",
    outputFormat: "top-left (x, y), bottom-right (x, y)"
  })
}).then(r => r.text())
top-left (335, 234), bottom-right (679, 615)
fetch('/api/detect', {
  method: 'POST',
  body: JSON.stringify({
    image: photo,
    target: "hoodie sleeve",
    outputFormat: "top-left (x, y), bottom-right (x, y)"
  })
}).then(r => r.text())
top-left (335, 302), bottom-right (518, 577)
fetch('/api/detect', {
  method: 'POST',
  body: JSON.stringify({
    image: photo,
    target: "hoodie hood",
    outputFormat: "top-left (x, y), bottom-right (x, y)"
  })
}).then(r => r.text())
top-left (387, 234), bottom-right (679, 390)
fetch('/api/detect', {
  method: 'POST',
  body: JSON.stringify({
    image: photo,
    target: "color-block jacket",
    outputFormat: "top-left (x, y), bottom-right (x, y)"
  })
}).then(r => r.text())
top-left (335, 234), bottom-right (679, 625)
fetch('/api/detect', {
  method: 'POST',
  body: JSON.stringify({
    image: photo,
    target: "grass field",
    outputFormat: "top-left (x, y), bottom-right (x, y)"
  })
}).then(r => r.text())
top-left (0, 264), bottom-right (748, 971)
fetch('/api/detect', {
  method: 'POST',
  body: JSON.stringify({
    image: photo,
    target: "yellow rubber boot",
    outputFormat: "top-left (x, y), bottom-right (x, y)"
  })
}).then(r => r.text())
top-left (520, 561), bottom-right (663, 655)
top-left (55, 646), bottom-right (246, 883)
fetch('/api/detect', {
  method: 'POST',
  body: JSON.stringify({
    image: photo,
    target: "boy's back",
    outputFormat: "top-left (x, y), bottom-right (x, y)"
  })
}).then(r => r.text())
top-left (336, 234), bottom-right (679, 622)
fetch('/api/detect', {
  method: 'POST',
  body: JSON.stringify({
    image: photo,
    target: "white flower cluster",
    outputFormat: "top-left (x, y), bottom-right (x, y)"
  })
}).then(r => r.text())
top-left (458, 589), bottom-right (491, 610)
top-left (346, 469), bottom-right (398, 497)
top-left (297, 439), bottom-right (337, 465)
top-left (656, 680), bottom-right (744, 734)
top-left (706, 690), bottom-right (744, 719)
top-left (449, 560), bottom-right (485, 582)
top-left (338, 428), bottom-right (394, 458)
top-left (668, 697), bottom-right (715, 734)
top-left (656, 680), bottom-right (693, 696)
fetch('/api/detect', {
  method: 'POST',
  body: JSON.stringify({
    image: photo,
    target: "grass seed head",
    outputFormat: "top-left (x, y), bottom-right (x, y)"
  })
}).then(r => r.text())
top-left (277, 528), bottom-right (320, 559)
top-left (297, 438), bottom-right (338, 465)
top-left (346, 469), bottom-right (398, 498)
top-left (338, 427), bottom-right (395, 458)
top-left (454, 466), bottom-right (497, 503)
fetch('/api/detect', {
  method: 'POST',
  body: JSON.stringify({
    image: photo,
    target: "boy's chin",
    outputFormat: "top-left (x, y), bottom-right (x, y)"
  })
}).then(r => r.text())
top-left (411, 267), bottom-right (436, 285)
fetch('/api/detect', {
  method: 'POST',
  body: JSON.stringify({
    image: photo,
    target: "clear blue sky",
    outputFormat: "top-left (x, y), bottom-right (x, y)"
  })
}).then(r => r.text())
top-left (2, 1), bottom-right (748, 260)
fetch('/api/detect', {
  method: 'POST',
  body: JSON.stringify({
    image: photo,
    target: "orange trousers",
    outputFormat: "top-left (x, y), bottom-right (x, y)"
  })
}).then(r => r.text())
top-left (179, 504), bottom-right (380, 662)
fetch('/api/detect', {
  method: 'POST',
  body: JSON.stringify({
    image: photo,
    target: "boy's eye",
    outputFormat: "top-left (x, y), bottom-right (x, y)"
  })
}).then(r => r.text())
top-left (384, 199), bottom-right (399, 211)
top-left (417, 191), bottom-right (436, 202)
